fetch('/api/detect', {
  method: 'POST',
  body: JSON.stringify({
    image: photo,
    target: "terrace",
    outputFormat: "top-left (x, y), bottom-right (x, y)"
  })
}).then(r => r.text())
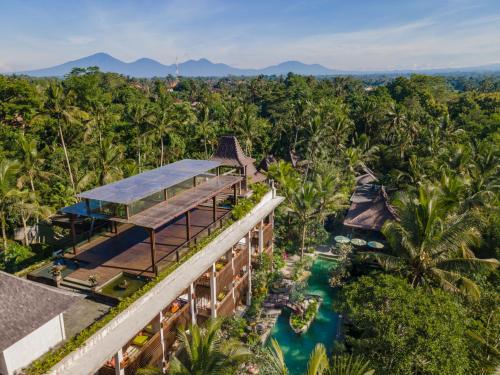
top-left (32, 160), bottom-right (243, 289)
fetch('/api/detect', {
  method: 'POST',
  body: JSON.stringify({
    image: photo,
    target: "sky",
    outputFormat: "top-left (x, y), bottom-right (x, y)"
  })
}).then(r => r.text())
top-left (1, 0), bottom-right (500, 72)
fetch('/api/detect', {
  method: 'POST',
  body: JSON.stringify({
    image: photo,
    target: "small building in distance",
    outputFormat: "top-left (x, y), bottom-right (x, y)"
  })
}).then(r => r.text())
top-left (0, 271), bottom-right (78, 375)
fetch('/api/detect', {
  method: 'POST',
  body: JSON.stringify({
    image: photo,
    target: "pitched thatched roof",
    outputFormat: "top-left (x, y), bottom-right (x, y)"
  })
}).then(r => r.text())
top-left (343, 184), bottom-right (398, 232)
top-left (211, 136), bottom-right (266, 183)
top-left (211, 136), bottom-right (255, 167)
top-left (0, 271), bottom-right (79, 351)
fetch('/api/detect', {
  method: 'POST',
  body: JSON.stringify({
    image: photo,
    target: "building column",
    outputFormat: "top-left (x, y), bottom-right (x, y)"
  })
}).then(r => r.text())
top-left (189, 283), bottom-right (197, 325)
top-left (70, 214), bottom-right (77, 254)
top-left (227, 248), bottom-right (236, 308)
top-left (246, 232), bottom-right (252, 306)
top-left (212, 196), bottom-right (217, 223)
top-left (186, 210), bottom-right (191, 240)
top-left (149, 229), bottom-right (157, 276)
top-left (114, 349), bottom-right (125, 375)
top-left (210, 263), bottom-right (217, 318)
top-left (158, 312), bottom-right (167, 370)
top-left (258, 220), bottom-right (264, 255)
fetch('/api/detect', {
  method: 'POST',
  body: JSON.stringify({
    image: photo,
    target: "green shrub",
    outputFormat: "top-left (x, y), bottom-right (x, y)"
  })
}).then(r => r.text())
top-left (2, 242), bottom-right (35, 272)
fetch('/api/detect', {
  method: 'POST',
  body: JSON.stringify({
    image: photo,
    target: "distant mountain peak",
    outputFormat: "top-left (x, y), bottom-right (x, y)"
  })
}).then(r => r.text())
top-left (12, 53), bottom-right (500, 78)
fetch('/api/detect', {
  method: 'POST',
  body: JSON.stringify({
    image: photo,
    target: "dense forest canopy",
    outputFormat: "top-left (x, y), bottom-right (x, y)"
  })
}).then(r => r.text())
top-left (0, 68), bottom-right (498, 373)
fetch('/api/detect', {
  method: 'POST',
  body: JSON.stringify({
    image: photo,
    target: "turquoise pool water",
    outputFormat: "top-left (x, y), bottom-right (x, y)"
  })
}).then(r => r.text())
top-left (269, 256), bottom-right (340, 375)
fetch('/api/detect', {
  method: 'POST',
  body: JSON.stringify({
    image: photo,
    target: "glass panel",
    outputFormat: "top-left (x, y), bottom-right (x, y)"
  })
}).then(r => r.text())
top-left (129, 191), bottom-right (165, 216)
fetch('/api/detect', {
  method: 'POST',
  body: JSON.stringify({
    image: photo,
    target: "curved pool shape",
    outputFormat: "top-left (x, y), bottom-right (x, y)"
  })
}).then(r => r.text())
top-left (269, 257), bottom-right (341, 375)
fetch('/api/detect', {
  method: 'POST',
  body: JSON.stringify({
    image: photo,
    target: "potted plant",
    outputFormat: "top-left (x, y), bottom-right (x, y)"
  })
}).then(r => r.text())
top-left (51, 265), bottom-right (64, 287)
top-left (88, 274), bottom-right (98, 290)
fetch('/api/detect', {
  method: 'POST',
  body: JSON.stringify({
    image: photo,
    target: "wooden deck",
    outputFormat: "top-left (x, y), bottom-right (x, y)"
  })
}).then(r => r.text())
top-left (65, 205), bottom-right (229, 284)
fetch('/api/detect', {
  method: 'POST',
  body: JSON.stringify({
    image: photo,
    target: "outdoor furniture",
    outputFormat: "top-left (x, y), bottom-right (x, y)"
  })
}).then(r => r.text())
top-left (351, 238), bottom-right (367, 247)
top-left (334, 235), bottom-right (350, 244)
top-left (367, 241), bottom-right (384, 249)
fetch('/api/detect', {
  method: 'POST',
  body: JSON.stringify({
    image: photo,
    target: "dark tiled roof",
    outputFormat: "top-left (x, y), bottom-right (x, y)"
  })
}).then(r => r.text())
top-left (0, 271), bottom-right (79, 351)
top-left (344, 185), bottom-right (398, 231)
top-left (211, 136), bottom-right (255, 167)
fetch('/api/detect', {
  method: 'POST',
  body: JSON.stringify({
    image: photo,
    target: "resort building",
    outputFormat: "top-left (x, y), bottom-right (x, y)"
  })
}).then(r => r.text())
top-left (0, 272), bottom-right (78, 375)
top-left (14, 141), bottom-right (282, 374)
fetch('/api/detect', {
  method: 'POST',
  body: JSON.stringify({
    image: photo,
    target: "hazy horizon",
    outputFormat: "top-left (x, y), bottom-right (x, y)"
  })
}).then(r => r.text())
top-left (1, 0), bottom-right (500, 73)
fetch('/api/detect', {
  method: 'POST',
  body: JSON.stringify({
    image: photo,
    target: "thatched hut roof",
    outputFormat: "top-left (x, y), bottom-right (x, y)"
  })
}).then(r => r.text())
top-left (343, 184), bottom-right (398, 232)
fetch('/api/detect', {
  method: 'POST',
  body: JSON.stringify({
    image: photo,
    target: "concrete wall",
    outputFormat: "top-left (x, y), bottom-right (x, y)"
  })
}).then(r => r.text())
top-left (1, 314), bottom-right (65, 375)
top-left (48, 191), bottom-right (284, 375)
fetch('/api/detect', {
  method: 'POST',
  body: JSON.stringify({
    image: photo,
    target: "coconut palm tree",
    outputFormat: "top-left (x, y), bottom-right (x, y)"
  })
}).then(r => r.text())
top-left (287, 181), bottom-right (323, 258)
top-left (195, 105), bottom-right (217, 159)
top-left (18, 135), bottom-right (49, 193)
top-left (361, 184), bottom-right (498, 299)
top-left (305, 344), bottom-right (329, 375)
top-left (265, 339), bottom-right (374, 375)
top-left (169, 319), bottom-right (250, 375)
top-left (126, 102), bottom-right (153, 172)
top-left (85, 101), bottom-right (118, 148)
top-left (329, 355), bottom-right (374, 375)
top-left (42, 83), bottom-right (87, 193)
top-left (0, 159), bottom-right (21, 250)
top-left (264, 338), bottom-right (288, 375)
top-left (94, 138), bottom-right (124, 185)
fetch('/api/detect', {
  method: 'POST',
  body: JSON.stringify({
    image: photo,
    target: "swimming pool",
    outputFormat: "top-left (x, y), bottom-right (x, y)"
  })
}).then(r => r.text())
top-left (269, 256), bottom-right (341, 374)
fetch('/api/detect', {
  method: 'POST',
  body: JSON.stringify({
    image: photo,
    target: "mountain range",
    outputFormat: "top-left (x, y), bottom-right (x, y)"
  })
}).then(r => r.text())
top-left (13, 52), bottom-right (500, 77)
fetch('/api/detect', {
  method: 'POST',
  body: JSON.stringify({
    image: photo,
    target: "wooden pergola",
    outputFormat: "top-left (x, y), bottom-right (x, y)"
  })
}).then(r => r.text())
top-left (123, 175), bottom-right (242, 275)
top-left (59, 160), bottom-right (243, 277)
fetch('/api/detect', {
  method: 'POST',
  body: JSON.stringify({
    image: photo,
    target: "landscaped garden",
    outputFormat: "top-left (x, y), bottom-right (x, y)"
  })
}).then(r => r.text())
top-left (0, 72), bottom-right (498, 374)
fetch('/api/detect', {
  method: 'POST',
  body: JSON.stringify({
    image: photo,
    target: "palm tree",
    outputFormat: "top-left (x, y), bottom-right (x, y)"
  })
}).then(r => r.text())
top-left (330, 355), bottom-right (374, 375)
top-left (361, 184), bottom-right (498, 299)
top-left (169, 319), bottom-right (250, 375)
top-left (235, 103), bottom-right (267, 156)
top-left (42, 83), bottom-right (87, 193)
top-left (195, 105), bottom-right (216, 159)
top-left (18, 135), bottom-right (48, 192)
top-left (11, 190), bottom-right (52, 246)
top-left (305, 344), bottom-right (329, 375)
top-left (0, 159), bottom-right (21, 250)
top-left (265, 339), bottom-right (374, 375)
top-left (94, 138), bottom-right (124, 185)
top-left (85, 101), bottom-right (118, 148)
top-left (288, 181), bottom-right (323, 258)
top-left (264, 338), bottom-right (288, 375)
top-left (126, 102), bottom-right (153, 172)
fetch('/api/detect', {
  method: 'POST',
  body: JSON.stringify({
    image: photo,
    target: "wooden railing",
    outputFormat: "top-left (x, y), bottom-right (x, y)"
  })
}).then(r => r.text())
top-left (233, 273), bottom-right (248, 304)
top-left (217, 290), bottom-right (235, 317)
top-left (263, 223), bottom-right (273, 249)
top-left (217, 262), bottom-right (234, 294)
top-left (233, 247), bottom-right (249, 274)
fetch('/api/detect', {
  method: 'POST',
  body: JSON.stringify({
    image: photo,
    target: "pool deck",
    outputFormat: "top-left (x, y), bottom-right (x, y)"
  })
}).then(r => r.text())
top-left (64, 205), bottom-right (229, 285)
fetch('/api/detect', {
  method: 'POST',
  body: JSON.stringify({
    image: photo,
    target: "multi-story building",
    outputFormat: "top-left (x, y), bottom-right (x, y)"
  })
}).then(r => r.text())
top-left (15, 137), bottom-right (283, 375)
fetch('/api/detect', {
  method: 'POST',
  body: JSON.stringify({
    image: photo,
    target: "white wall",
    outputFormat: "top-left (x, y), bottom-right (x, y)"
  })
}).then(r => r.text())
top-left (48, 192), bottom-right (284, 375)
top-left (1, 314), bottom-right (65, 375)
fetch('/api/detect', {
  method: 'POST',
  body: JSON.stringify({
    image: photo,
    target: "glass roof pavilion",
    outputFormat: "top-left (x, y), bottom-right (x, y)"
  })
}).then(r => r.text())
top-left (77, 159), bottom-right (221, 205)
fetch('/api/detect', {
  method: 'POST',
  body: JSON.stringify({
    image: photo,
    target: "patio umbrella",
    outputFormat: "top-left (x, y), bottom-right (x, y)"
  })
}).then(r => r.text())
top-left (367, 241), bottom-right (384, 249)
top-left (334, 235), bottom-right (350, 244)
top-left (351, 238), bottom-right (367, 247)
